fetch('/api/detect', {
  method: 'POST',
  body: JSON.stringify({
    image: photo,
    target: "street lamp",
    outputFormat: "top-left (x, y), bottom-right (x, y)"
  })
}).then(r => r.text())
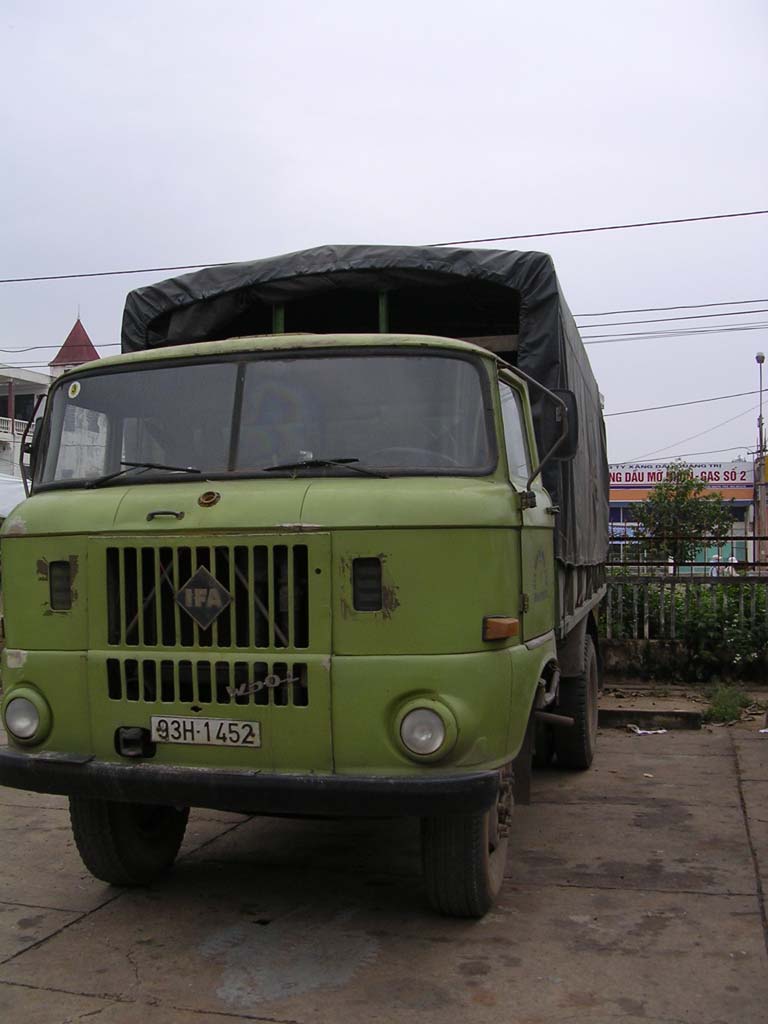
top-left (757, 352), bottom-right (765, 574)
top-left (758, 352), bottom-right (765, 457)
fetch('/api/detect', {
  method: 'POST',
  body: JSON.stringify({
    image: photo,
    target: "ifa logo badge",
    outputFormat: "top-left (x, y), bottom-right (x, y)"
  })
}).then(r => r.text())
top-left (176, 566), bottom-right (232, 629)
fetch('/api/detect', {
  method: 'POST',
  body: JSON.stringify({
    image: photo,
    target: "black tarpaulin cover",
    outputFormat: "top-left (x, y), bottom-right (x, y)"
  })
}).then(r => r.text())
top-left (121, 245), bottom-right (609, 567)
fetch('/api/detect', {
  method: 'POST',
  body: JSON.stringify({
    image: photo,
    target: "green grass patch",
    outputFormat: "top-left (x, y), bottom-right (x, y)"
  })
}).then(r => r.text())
top-left (703, 683), bottom-right (752, 723)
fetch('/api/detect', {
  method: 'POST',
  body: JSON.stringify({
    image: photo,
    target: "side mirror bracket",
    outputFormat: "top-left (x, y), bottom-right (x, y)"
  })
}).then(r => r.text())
top-left (19, 398), bottom-right (46, 496)
top-left (496, 359), bottom-right (580, 493)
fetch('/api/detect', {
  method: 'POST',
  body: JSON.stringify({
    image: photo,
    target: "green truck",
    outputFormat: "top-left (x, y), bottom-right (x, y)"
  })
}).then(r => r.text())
top-left (0, 245), bottom-right (609, 917)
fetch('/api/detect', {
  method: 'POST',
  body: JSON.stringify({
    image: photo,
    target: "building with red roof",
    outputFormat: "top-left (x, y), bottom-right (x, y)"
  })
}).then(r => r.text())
top-left (49, 318), bottom-right (100, 377)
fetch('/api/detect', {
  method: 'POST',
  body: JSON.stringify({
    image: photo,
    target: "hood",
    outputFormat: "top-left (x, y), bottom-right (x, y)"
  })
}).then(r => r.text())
top-left (1, 476), bottom-right (518, 537)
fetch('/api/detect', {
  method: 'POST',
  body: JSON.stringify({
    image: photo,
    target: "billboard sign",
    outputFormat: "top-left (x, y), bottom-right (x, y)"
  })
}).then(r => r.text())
top-left (609, 461), bottom-right (754, 502)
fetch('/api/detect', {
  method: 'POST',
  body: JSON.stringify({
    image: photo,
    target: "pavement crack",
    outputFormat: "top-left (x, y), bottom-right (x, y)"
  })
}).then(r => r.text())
top-left (0, 978), bottom-right (136, 1004)
top-left (0, 801), bottom-right (68, 811)
top-left (0, 897), bottom-right (90, 913)
top-left (61, 1008), bottom-right (107, 1024)
top-left (177, 815), bottom-right (253, 862)
top-left (729, 730), bottom-right (768, 957)
top-left (505, 879), bottom-right (756, 898)
top-left (0, 889), bottom-right (126, 968)
top-left (0, 825), bottom-right (71, 832)
top-left (0, 980), bottom-right (302, 1024)
top-left (168, 1006), bottom-right (302, 1023)
top-left (125, 947), bottom-right (141, 989)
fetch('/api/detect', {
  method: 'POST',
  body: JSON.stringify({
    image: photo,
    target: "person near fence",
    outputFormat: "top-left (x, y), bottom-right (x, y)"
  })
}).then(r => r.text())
top-left (709, 554), bottom-right (721, 578)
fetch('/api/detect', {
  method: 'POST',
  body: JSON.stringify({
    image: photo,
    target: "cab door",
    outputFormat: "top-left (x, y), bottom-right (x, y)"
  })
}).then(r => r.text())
top-left (498, 378), bottom-right (556, 642)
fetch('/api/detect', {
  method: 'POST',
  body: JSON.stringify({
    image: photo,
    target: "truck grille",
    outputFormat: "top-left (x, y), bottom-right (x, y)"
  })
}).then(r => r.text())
top-left (106, 657), bottom-right (309, 707)
top-left (106, 543), bottom-right (309, 650)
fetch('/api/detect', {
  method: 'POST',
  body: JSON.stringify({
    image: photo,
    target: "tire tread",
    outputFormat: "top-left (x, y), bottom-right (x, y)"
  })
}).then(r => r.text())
top-left (69, 798), bottom-right (188, 886)
top-left (556, 633), bottom-right (599, 770)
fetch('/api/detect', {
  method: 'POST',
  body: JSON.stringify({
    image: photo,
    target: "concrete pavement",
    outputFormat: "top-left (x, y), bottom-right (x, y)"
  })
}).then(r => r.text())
top-left (0, 723), bottom-right (766, 1023)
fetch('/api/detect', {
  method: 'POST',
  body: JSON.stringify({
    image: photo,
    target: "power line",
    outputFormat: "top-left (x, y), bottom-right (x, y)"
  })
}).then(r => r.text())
top-left (0, 261), bottom-right (240, 285)
top-left (432, 208), bottom-right (768, 247)
top-left (576, 297), bottom-right (768, 317)
top-left (576, 308), bottom-right (768, 329)
top-left (583, 322), bottom-right (768, 345)
top-left (0, 342), bottom-right (120, 354)
top-left (3, 317), bottom-right (765, 358)
top-left (2, 304), bottom-right (765, 357)
top-left (2, 208), bottom-right (767, 284)
top-left (1, 320), bottom-right (766, 366)
top-left (1, 319), bottom-right (766, 370)
top-left (627, 403), bottom-right (760, 461)
top-left (612, 446), bottom-right (751, 464)
top-left (605, 390), bottom-right (760, 417)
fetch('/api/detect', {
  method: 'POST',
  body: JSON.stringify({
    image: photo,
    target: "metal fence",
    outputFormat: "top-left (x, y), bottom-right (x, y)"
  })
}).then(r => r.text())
top-left (604, 534), bottom-right (768, 641)
top-left (602, 575), bottom-right (768, 641)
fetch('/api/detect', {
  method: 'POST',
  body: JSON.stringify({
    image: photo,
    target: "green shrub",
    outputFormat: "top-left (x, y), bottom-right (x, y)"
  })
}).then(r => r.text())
top-left (600, 581), bottom-right (768, 680)
top-left (703, 683), bottom-right (752, 723)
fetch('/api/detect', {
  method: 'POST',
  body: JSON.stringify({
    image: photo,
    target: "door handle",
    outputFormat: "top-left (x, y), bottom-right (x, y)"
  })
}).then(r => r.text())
top-left (146, 510), bottom-right (185, 522)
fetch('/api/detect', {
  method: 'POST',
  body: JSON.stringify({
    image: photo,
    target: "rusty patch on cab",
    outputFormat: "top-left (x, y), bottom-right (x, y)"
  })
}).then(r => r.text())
top-left (381, 584), bottom-right (400, 620)
top-left (36, 558), bottom-right (49, 581)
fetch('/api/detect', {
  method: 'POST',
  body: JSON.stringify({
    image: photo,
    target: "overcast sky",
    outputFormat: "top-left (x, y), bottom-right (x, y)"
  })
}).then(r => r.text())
top-left (2, 0), bottom-right (766, 463)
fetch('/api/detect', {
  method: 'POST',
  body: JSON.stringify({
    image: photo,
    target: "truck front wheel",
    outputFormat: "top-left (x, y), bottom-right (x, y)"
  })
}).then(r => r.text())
top-left (69, 797), bottom-right (189, 885)
top-left (555, 633), bottom-right (599, 770)
top-left (421, 767), bottom-right (512, 917)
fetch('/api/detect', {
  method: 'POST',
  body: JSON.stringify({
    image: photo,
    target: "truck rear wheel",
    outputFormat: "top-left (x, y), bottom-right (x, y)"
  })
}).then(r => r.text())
top-left (555, 633), bottom-right (599, 770)
top-left (69, 797), bottom-right (189, 885)
top-left (421, 767), bottom-right (512, 917)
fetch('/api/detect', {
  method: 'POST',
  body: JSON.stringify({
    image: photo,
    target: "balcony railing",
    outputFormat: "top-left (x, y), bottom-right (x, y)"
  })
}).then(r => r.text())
top-left (0, 418), bottom-right (33, 437)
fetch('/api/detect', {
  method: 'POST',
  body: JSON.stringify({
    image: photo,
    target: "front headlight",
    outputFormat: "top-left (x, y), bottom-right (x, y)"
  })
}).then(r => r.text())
top-left (400, 708), bottom-right (446, 755)
top-left (2, 687), bottom-right (52, 745)
top-left (396, 698), bottom-right (457, 762)
top-left (5, 697), bottom-right (40, 740)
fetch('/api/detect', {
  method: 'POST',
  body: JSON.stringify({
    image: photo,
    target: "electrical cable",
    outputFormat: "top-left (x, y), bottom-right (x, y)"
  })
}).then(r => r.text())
top-left (612, 446), bottom-right (751, 463)
top-left (3, 316), bottom-right (766, 361)
top-left (583, 323), bottom-right (768, 345)
top-left (575, 298), bottom-right (768, 317)
top-left (605, 390), bottom-right (760, 417)
top-left (2, 208), bottom-right (767, 284)
top-left (576, 308), bottom-right (768, 329)
top-left (626, 404), bottom-right (760, 461)
top-left (0, 342), bottom-right (121, 354)
top-left (431, 208), bottom-right (768, 247)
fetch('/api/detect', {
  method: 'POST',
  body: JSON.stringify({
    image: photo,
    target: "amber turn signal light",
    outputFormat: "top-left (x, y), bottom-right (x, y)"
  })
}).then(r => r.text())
top-left (482, 616), bottom-right (519, 641)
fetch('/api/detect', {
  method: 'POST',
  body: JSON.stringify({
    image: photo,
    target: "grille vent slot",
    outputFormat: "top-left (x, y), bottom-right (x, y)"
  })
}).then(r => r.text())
top-left (352, 557), bottom-right (383, 611)
top-left (106, 544), bottom-right (309, 650)
top-left (106, 658), bottom-right (309, 707)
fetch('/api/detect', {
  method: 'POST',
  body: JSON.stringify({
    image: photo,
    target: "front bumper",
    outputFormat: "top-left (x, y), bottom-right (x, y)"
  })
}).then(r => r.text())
top-left (0, 748), bottom-right (499, 817)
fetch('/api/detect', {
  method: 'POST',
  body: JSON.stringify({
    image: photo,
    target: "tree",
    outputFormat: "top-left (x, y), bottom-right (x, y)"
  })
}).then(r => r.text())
top-left (631, 463), bottom-right (733, 573)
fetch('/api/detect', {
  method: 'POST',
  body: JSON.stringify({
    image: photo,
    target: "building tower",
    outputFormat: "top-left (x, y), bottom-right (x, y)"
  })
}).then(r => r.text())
top-left (49, 318), bottom-right (100, 378)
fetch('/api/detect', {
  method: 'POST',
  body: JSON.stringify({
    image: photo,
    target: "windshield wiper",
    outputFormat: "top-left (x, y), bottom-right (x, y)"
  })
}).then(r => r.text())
top-left (84, 460), bottom-right (202, 489)
top-left (263, 458), bottom-right (388, 479)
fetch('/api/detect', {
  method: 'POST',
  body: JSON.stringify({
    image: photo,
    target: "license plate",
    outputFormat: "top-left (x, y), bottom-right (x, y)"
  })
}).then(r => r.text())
top-left (150, 716), bottom-right (261, 747)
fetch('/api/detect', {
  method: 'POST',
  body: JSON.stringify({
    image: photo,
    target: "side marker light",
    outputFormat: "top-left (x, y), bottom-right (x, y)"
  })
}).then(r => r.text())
top-left (482, 616), bottom-right (519, 641)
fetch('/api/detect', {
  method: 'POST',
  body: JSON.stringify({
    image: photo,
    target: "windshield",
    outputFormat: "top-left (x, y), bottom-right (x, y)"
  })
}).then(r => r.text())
top-left (37, 351), bottom-right (495, 487)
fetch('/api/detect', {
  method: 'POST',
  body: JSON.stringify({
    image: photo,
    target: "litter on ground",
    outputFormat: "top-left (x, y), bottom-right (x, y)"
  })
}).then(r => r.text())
top-left (627, 723), bottom-right (668, 736)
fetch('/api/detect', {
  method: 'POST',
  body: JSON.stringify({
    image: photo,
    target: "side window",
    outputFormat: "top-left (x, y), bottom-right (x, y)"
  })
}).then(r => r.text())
top-left (499, 383), bottom-right (530, 480)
